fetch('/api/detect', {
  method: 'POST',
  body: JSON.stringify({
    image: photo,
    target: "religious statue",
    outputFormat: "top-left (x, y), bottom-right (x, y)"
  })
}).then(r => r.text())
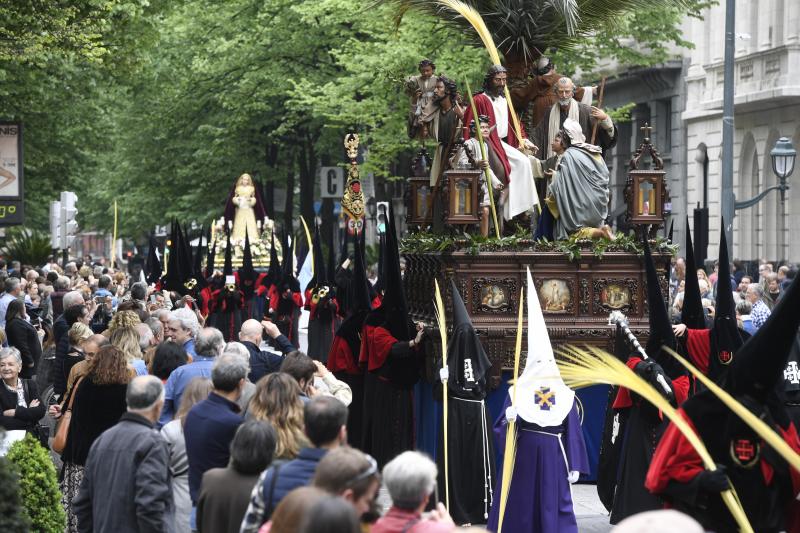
top-left (405, 59), bottom-right (438, 139)
top-left (508, 56), bottom-right (594, 133)
top-left (543, 118), bottom-right (615, 240)
top-left (462, 65), bottom-right (539, 225)
top-left (223, 173), bottom-right (267, 242)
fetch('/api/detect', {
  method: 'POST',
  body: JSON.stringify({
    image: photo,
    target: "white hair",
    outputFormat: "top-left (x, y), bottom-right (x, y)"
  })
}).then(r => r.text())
top-left (169, 307), bottom-right (200, 338)
top-left (63, 290), bottom-right (84, 309)
top-left (382, 451), bottom-right (438, 510)
top-left (0, 347), bottom-right (23, 367)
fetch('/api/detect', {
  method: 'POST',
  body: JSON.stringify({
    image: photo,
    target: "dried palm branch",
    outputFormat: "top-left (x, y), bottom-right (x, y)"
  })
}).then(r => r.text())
top-left (433, 279), bottom-right (450, 509)
top-left (556, 344), bottom-right (753, 533)
top-left (662, 346), bottom-right (800, 473)
top-left (496, 286), bottom-right (525, 533)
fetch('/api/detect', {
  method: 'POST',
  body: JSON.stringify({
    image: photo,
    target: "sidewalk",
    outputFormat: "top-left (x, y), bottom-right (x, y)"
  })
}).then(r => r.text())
top-left (574, 483), bottom-right (612, 532)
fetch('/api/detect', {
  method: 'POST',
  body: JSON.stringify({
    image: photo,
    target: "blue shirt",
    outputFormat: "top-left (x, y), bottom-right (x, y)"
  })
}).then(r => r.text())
top-left (0, 292), bottom-right (16, 329)
top-left (183, 338), bottom-right (197, 357)
top-left (132, 358), bottom-right (148, 376)
top-left (158, 355), bottom-right (215, 427)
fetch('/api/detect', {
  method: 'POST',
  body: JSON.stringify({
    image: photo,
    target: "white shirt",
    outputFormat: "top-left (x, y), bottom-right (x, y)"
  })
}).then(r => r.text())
top-left (489, 94), bottom-right (509, 139)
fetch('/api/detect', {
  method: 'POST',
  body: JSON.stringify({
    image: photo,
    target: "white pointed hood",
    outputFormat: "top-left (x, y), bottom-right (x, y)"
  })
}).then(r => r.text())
top-left (509, 267), bottom-right (575, 426)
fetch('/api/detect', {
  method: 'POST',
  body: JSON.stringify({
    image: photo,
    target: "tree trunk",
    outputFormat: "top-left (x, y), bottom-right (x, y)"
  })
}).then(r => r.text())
top-left (298, 129), bottom-right (317, 230)
top-left (283, 154), bottom-right (295, 233)
top-left (264, 143), bottom-right (279, 219)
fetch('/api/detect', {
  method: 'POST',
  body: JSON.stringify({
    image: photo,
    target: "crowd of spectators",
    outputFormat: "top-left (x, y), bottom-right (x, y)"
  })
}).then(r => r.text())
top-left (0, 257), bottom-right (462, 533)
top-left (669, 255), bottom-right (798, 333)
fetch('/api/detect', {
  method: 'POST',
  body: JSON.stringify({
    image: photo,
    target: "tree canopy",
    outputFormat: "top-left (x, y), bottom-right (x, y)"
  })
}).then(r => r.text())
top-left (0, 0), bottom-right (713, 240)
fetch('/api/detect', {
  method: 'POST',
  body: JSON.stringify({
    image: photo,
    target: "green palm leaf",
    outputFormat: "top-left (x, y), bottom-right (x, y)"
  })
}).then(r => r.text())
top-left (379, 0), bottom-right (692, 63)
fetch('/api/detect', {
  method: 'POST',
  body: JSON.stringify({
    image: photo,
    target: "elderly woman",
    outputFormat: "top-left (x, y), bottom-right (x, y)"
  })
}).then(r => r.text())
top-left (0, 347), bottom-right (46, 434)
top-left (5, 299), bottom-right (43, 379)
top-left (167, 307), bottom-right (200, 357)
top-left (59, 345), bottom-right (130, 533)
top-left (372, 451), bottom-right (455, 533)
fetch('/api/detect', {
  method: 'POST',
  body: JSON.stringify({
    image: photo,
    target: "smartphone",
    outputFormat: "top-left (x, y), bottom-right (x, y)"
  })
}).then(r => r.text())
top-left (150, 294), bottom-right (157, 304)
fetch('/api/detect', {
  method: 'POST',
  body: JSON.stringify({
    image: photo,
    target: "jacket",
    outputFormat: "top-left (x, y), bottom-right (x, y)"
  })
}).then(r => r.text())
top-left (0, 378), bottom-right (45, 431)
top-left (241, 341), bottom-right (284, 383)
top-left (5, 317), bottom-right (42, 378)
top-left (73, 412), bottom-right (175, 533)
top-left (62, 377), bottom-right (128, 465)
top-left (183, 392), bottom-right (242, 503)
top-left (196, 467), bottom-right (260, 533)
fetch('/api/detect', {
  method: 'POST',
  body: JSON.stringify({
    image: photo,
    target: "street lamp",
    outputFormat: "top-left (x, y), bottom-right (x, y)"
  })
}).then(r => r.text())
top-left (734, 137), bottom-right (796, 262)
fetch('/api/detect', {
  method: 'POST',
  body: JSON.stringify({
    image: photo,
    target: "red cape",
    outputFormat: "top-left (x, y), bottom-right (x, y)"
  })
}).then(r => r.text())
top-left (463, 92), bottom-right (527, 181)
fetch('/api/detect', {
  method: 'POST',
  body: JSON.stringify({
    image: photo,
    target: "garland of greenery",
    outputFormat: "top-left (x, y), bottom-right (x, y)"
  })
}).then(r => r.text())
top-left (400, 230), bottom-right (677, 260)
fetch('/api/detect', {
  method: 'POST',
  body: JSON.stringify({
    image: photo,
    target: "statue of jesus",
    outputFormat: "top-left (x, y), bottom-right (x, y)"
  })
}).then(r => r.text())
top-left (223, 173), bottom-right (268, 241)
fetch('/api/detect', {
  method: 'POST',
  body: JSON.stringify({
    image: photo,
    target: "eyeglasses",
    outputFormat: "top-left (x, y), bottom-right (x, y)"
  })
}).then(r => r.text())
top-left (348, 454), bottom-right (379, 485)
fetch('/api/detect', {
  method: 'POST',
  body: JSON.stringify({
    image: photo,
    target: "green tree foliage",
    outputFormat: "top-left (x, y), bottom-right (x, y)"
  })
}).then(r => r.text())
top-left (1, 227), bottom-right (53, 265)
top-left (2, 0), bottom-right (712, 239)
top-left (6, 434), bottom-right (66, 533)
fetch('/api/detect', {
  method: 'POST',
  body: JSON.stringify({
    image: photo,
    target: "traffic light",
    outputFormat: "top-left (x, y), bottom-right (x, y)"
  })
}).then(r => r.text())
top-left (376, 201), bottom-right (389, 234)
top-left (60, 191), bottom-right (78, 250)
top-left (49, 200), bottom-right (61, 249)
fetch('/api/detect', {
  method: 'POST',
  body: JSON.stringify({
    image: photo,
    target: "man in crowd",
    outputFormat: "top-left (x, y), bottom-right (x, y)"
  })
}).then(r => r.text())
top-left (159, 326), bottom-right (224, 425)
top-left (0, 277), bottom-right (22, 329)
top-left (237, 318), bottom-right (293, 383)
top-left (240, 395), bottom-right (348, 532)
top-left (166, 307), bottom-right (199, 357)
top-left (184, 353), bottom-right (248, 530)
top-left (746, 283), bottom-right (771, 330)
top-left (73, 376), bottom-right (174, 532)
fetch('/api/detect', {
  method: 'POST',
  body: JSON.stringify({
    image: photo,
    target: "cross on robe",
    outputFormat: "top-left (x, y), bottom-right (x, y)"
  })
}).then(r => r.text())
top-left (535, 386), bottom-right (556, 411)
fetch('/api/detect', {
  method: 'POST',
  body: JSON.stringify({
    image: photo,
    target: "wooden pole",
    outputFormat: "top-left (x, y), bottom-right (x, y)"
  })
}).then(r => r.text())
top-left (590, 77), bottom-right (607, 145)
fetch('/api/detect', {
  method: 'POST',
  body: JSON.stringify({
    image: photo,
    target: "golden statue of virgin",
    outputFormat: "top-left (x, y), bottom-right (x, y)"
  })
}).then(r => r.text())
top-left (225, 173), bottom-right (266, 241)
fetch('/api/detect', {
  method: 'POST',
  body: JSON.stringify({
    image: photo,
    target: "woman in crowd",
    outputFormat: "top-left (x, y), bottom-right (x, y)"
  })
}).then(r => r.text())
top-left (109, 325), bottom-right (147, 375)
top-left (5, 299), bottom-right (43, 378)
top-left (161, 377), bottom-right (214, 533)
top-left (197, 420), bottom-right (278, 533)
top-left (150, 341), bottom-right (189, 382)
top-left (63, 321), bottom-right (93, 386)
top-left (262, 487), bottom-right (328, 533)
top-left (59, 345), bottom-right (130, 533)
top-left (106, 309), bottom-right (141, 334)
top-left (0, 347), bottom-right (46, 434)
top-left (298, 497), bottom-right (361, 533)
top-left (247, 373), bottom-right (308, 461)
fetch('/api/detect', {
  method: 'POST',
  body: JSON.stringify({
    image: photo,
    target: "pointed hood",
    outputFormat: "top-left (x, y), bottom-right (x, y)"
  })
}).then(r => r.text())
top-left (377, 202), bottom-right (410, 340)
top-left (349, 229), bottom-right (372, 313)
top-left (145, 236), bottom-right (162, 285)
top-left (238, 230), bottom-right (257, 298)
top-left (205, 239), bottom-right (216, 279)
top-left (643, 237), bottom-right (677, 356)
top-left (326, 223), bottom-right (336, 289)
top-left (707, 221), bottom-right (746, 374)
top-left (262, 230), bottom-right (281, 289)
top-left (446, 278), bottom-right (491, 399)
top-left (161, 220), bottom-right (185, 292)
top-left (223, 235), bottom-right (233, 277)
top-left (729, 272), bottom-right (800, 399)
top-left (511, 267), bottom-right (575, 426)
top-left (310, 223), bottom-right (328, 288)
top-left (373, 229), bottom-right (387, 296)
top-left (280, 233), bottom-right (300, 292)
top-left (192, 225), bottom-right (204, 278)
top-left (681, 217), bottom-right (706, 329)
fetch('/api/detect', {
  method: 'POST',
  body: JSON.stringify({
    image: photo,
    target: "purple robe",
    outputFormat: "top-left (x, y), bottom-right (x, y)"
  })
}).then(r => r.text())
top-left (487, 395), bottom-right (589, 533)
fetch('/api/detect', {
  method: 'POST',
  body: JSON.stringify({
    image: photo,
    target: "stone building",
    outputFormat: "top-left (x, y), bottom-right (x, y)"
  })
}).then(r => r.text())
top-left (600, 1), bottom-right (800, 264)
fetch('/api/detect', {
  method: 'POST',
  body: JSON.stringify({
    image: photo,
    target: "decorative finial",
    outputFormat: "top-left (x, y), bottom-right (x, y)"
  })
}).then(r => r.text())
top-left (640, 122), bottom-right (653, 142)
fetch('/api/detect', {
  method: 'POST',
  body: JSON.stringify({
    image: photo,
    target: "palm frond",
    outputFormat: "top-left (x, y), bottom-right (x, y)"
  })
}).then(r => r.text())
top-left (662, 346), bottom-right (800, 473)
top-left (378, 0), bottom-right (693, 63)
top-left (556, 345), bottom-right (753, 533)
top-left (433, 280), bottom-right (450, 509)
top-left (497, 286), bottom-right (525, 533)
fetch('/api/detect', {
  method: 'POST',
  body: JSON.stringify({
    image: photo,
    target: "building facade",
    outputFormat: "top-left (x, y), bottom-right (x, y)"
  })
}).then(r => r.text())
top-left (600, 1), bottom-right (800, 265)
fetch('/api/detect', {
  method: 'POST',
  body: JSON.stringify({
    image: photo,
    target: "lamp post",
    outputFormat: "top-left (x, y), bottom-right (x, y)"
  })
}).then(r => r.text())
top-left (733, 137), bottom-right (796, 261)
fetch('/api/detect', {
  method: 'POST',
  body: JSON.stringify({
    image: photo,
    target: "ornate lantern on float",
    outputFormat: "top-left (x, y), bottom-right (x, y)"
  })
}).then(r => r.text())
top-left (624, 123), bottom-right (670, 236)
top-left (443, 169), bottom-right (482, 225)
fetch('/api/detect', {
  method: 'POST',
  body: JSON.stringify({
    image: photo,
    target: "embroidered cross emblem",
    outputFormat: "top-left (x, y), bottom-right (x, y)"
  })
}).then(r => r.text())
top-left (535, 387), bottom-right (555, 411)
top-left (785, 362), bottom-right (800, 384)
